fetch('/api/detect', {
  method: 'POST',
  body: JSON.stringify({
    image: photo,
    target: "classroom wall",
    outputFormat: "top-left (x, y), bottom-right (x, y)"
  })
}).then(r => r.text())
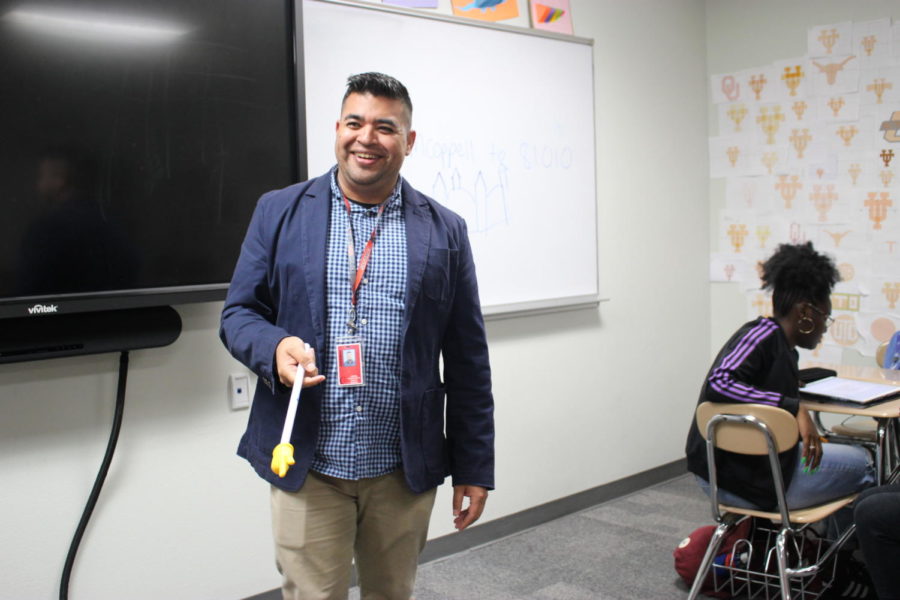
top-left (0, 1), bottom-right (710, 598)
top-left (706, 0), bottom-right (900, 361)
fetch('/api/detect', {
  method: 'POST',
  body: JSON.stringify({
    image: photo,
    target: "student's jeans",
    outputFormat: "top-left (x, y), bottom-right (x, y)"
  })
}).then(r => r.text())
top-left (696, 442), bottom-right (875, 511)
top-left (854, 484), bottom-right (900, 600)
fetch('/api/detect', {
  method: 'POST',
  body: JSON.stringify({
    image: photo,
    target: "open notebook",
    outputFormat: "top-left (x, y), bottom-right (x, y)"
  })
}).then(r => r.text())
top-left (800, 376), bottom-right (900, 405)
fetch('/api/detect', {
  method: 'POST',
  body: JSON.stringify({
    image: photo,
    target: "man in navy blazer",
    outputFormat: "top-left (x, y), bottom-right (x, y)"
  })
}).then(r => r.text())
top-left (220, 72), bottom-right (494, 599)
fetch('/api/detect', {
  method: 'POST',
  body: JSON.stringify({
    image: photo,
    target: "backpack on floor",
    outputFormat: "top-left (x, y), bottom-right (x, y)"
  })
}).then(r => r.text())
top-left (674, 519), bottom-right (752, 598)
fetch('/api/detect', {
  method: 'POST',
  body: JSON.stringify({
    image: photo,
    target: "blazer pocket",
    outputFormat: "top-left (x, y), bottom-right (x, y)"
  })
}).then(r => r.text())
top-left (421, 387), bottom-right (448, 476)
top-left (423, 248), bottom-right (458, 303)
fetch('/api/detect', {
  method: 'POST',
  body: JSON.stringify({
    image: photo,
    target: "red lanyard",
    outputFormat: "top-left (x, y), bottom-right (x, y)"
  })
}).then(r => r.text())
top-left (343, 195), bottom-right (387, 317)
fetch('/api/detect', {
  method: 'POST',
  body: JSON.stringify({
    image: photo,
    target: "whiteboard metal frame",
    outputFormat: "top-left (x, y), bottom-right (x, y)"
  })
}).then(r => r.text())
top-left (310, 0), bottom-right (594, 46)
top-left (483, 295), bottom-right (608, 321)
top-left (305, 0), bottom-right (603, 319)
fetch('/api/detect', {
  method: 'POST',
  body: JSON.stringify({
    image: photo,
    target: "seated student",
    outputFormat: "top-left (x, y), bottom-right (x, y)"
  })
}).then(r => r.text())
top-left (854, 484), bottom-right (900, 599)
top-left (685, 242), bottom-right (874, 511)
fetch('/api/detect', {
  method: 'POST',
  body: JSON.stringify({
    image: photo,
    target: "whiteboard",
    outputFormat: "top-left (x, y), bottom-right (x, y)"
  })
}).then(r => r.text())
top-left (302, 0), bottom-right (598, 317)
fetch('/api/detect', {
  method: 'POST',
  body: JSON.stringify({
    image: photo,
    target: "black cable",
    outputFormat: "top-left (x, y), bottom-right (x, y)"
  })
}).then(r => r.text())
top-left (60, 351), bottom-right (130, 600)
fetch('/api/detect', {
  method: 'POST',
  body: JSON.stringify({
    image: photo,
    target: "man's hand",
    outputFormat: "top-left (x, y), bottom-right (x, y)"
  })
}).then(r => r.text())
top-left (275, 336), bottom-right (325, 388)
top-left (797, 406), bottom-right (823, 472)
top-left (452, 485), bottom-right (488, 531)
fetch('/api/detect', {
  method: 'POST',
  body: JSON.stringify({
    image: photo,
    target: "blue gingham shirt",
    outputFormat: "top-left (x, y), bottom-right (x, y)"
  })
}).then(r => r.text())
top-left (310, 168), bottom-right (407, 480)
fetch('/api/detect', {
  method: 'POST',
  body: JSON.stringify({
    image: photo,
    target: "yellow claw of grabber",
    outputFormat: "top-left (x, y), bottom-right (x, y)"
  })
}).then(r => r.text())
top-left (271, 443), bottom-right (296, 478)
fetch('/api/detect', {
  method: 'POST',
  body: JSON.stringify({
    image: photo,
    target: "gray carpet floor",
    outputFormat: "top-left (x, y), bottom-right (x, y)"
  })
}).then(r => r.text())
top-left (351, 473), bottom-right (715, 600)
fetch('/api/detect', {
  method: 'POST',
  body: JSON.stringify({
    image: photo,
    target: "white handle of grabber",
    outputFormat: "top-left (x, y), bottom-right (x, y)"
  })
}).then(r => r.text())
top-left (279, 343), bottom-right (310, 445)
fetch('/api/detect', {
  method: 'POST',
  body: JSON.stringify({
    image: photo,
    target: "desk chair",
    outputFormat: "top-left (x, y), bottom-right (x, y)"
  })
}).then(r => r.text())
top-left (828, 341), bottom-right (889, 442)
top-left (688, 402), bottom-right (857, 600)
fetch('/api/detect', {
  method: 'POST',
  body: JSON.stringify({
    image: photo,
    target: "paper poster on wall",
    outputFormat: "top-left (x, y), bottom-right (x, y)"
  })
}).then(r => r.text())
top-left (711, 72), bottom-right (744, 104)
top-left (718, 101), bottom-right (753, 136)
top-left (862, 313), bottom-right (900, 345)
top-left (809, 54), bottom-right (859, 96)
top-left (709, 253), bottom-right (749, 283)
top-left (751, 214), bottom-right (785, 255)
top-left (860, 67), bottom-right (900, 105)
top-left (759, 145), bottom-right (790, 175)
top-left (854, 19), bottom-right (891, 68)
top-left (754, 103), bottom-right (789, 146)
top-left (451, 0), bottom-right (519, 22)
top-left (773, 58), bottom-right (810, 102)
top-left (718, 210), bottom-right (758, 255)
top-left (823, 120), bottom-right (871, 154)
top-left (814, 93), bottom-right (860, 123)
top-left (740, 66), bottom-right (779, 103)
top-left (808, 22), bottom-right (853, 57)
top-left (746, 290), bottom-right (774, 319)
top-left (819, 225), bottom-right (867, 254)
top-left (711, 16), bottom-right (900, 357)
top-left (726, 176), bottom-right (775, 212)
top-left (529, 0), bottom-right (572, 35)
top-left (709, 135), bottom-right (762, 178)
top-left (831, 251), bottom-right (871, 295)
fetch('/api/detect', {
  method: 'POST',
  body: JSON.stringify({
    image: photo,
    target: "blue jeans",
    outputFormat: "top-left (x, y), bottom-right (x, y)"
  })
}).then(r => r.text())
top-left (696, 442), bottom-right (875, 510)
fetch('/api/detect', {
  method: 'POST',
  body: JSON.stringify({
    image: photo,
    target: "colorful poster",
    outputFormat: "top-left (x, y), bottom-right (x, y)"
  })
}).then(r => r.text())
top-left (530, 0), bottom-right (572, 35)
top-left (451, 0), bottom-right (519, 22)
top-left (382, 0), bottom-right (439, 7)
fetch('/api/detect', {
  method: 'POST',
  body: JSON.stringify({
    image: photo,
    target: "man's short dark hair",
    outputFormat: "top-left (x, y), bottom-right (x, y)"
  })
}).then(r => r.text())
top-left (343, 72), bottom-right (413, 121)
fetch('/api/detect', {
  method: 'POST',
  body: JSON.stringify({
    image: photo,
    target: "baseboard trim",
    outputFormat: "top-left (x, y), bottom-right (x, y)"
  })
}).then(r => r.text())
top-left (244, 458), bottom-right (687, 600)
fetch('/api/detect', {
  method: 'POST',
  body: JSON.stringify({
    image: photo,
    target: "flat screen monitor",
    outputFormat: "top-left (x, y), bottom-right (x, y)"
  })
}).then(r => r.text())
top-left (0, 0), bottom-right (302, 320)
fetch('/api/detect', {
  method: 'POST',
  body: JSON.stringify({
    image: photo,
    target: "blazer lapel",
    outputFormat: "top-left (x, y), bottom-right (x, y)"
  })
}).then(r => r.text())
top-left (300, 175), bottom-right (331, 353)
top-left (403, 179), bottom-right (431, 331)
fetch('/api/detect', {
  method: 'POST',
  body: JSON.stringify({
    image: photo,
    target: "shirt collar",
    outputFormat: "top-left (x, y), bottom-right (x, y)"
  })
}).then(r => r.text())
top-left (330, 166), bottom-right (403, 211)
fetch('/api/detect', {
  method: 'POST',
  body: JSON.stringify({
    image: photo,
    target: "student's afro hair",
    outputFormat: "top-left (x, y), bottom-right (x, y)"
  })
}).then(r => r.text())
top-left (760, 242), bottom-right (839, 318)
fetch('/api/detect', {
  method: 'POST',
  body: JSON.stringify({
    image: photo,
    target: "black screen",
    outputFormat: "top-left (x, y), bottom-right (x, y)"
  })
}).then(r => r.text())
top-left (0, 0), bottom-right (299, 318)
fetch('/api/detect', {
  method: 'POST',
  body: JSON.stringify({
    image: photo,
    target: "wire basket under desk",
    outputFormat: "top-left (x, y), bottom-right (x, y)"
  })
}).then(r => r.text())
top-left (710, 521), bottom-right (840, 600)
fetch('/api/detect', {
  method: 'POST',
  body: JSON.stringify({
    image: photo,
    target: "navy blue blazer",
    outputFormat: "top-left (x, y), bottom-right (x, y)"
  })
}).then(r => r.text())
top-left (220, 172), bottom-right (494, 494)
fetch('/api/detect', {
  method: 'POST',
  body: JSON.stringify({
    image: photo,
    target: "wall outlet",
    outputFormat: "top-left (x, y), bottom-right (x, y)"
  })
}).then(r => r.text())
top-left (228, 373), bottom-right (251, 410)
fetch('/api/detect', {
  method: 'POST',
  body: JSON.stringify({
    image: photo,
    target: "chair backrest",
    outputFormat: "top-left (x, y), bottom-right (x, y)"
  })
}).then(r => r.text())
top-left (696, 402), bottom-right (799, 455)
top-left (876, 341), bottom-right (888, 368)
top-left (880, 331), bottom-right (900, 369)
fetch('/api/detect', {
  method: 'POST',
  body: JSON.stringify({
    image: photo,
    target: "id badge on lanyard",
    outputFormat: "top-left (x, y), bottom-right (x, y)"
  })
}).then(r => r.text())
top-left (336, 337), bottom-right (365, 387)
top-left (336, 194), bottom-right (386, 388)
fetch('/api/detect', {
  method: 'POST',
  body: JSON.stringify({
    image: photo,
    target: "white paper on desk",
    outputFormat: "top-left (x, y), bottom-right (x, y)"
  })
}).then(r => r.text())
top-left (801, 376), bottom-right (900, 403)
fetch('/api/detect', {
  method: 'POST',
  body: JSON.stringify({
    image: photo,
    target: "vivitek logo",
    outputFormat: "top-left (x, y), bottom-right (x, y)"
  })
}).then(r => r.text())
top-left (27, 304), bottom-right (59, 315)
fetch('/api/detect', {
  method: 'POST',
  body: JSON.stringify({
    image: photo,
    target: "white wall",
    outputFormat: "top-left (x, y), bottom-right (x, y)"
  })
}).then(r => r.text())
top-left (0, 1), bottom-right (710, 598)
top-left (706, 0), bottom-right (900, 360)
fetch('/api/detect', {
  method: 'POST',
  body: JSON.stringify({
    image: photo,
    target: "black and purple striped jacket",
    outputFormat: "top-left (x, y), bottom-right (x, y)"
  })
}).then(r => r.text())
top-left (686, 317), bottom-right (801, 510)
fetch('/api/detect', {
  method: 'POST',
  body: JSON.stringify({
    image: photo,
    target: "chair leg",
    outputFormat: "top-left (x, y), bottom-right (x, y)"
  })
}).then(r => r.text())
top-left (687, 521), bottom-right (732, 600)
top-left (775, 528), bottom-right (792, 600)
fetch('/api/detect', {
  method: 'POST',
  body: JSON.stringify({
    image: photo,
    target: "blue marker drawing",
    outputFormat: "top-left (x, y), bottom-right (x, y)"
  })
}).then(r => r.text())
top-left (432, 167), bottom-right (510, 234)
top-left (460, 0), bottom-right (504, 11)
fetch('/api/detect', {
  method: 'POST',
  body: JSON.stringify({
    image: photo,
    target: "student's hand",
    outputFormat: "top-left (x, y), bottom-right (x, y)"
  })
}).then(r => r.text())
top-left (797, 407), bottom-right (823, 472)
top-left (276, 336), bottom-right (325, 388)
top-left (452, 485), bottom-right (488, 531)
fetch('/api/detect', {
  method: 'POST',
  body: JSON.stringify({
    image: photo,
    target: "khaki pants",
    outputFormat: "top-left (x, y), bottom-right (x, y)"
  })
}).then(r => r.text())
top-left (271, 470), bottom-right (437, 600)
